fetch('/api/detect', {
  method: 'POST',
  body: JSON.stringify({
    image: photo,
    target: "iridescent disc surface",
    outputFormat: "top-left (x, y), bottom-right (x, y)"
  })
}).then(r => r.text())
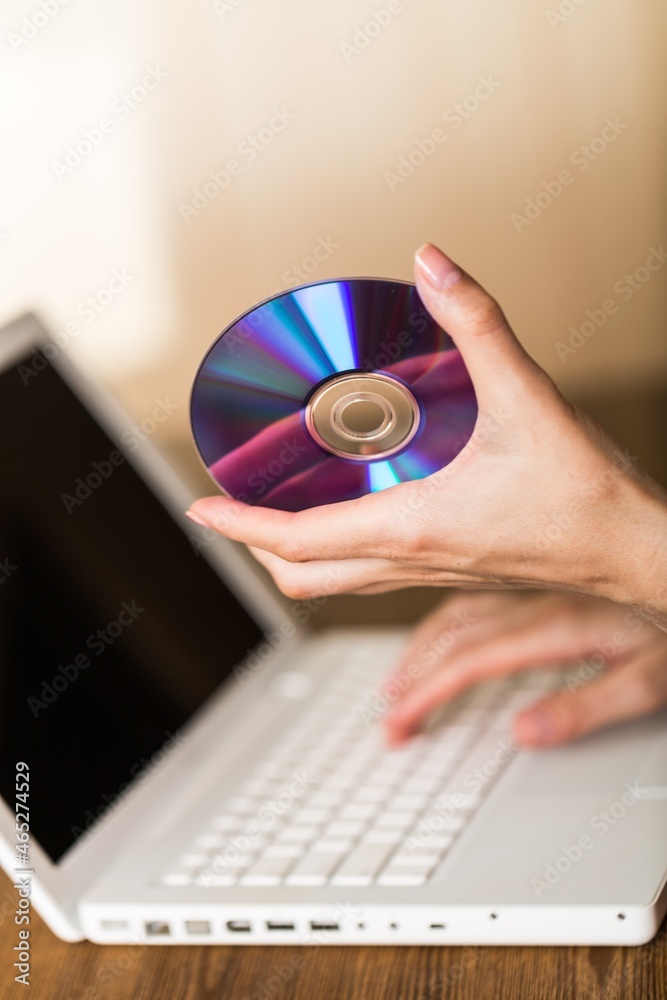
top-left (190, 278), bottom-right (478, 512)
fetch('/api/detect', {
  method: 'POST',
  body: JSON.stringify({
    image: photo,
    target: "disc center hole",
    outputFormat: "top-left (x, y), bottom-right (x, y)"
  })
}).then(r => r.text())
top-left (334, 396), bottom-right (391, 438)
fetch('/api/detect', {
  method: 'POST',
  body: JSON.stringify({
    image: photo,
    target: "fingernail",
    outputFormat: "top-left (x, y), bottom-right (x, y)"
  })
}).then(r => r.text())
top-left (185, 509), bottom-right (208, 527)
top-left (515, 708), bottom-right (556, 746)
top-left (415, 243), bottom-right (463, 292)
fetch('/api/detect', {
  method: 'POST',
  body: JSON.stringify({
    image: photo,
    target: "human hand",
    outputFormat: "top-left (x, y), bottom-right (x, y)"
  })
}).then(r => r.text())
top-left (382, 591), bottom-right (667, 748)
top-left (187, 244), bottom-right (667, 622)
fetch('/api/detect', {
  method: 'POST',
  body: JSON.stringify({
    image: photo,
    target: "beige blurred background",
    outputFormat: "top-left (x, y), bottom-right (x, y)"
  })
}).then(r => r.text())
top-left (2, 0), bottom-right (666, 567)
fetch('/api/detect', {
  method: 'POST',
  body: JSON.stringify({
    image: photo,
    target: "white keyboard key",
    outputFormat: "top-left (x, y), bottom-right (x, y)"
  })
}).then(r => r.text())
top-left (177, 853), bottom-right (208, 867)
top-left (362, 828), bottom-right (403, 845)
top-left (209, 853), bottom-right (253, 870)
top-left (330, 842), bottom-right (395, 886)
top-left (389, 853), bottom-right (440, 867)
top-left (388, 793), bottom-right (429, 812)
top-left (377, 869), bottom-right (429, 886)
top-left (352, 785), bottom-right (391, 803)
top-left (285, 852), bottom-right (343, 886)
top-left (401, 775), bottom-right (440, 794)
top-left (403, 834), bottom-right (453, 852)
top-left (415, 813), bottom-right (465, 833)
top-left (162, 870), bottom-right (192, 886)
top-left (322, 772), bottom-right (359, 791)
top-left (195, 872), bottom-right (237, 887)
top-left (308, 790), bottom-right (344, 808)
top-left (240, 854), bottom-right (296, 886)
top-left (374, 810), bottom-right (417, 829)
top-left (414, 758), bottom-right (454, 778)
top-left (293, 808), bottom-right (331, 825)
top-left (339, 802), bottom-right (378, 821)
top-left (324, 820), bottom-right (366, 838)
top-left (364, 770), bottom-right (401, 787)
top-left (277, 825), bottom-right (318, 842)
top-left (311, 839), bottom-right (352, 854)
top-left (264, 843), bottom-right (304, 858)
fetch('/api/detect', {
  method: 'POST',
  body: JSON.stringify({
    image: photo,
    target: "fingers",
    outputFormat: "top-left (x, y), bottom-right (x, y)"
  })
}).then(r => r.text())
top-left (413, 244), bottom-right (543, 405)
top-left (384, 591), bottom-right (525, 689)
top-left (246, 545), bottom-right (405, 600)
top-left (514, 639), bottom-right (667, 747)
top-left (383, 614), bottom-right (578, 744)
top-left (187, 489), bottom-right (400, 564)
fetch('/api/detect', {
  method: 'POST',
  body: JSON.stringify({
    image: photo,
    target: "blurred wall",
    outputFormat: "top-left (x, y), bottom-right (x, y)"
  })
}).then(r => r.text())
top-left (2, 0), bottom-right (666, 445)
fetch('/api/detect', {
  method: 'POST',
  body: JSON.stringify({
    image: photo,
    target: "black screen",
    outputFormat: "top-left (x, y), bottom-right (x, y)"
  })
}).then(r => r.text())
top-left (0, 348), bottom-right (264, 862)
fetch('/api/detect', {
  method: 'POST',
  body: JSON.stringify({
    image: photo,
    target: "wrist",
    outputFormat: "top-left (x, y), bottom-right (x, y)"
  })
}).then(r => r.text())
top-left (603, 479), bottom-right (667, 629)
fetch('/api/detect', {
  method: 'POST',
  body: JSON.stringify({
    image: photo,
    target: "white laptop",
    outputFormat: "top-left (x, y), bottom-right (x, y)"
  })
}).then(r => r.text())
top-left (1, 313), bottom-right (666, 947)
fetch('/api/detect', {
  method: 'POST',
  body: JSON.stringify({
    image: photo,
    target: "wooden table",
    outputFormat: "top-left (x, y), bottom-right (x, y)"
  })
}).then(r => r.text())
top-left (2, 385), bottom-right (666, 1000)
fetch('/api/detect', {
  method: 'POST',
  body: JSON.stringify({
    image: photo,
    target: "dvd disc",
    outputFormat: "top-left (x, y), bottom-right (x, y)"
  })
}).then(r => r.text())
top-left (190, 278), bottom-right (477, 512)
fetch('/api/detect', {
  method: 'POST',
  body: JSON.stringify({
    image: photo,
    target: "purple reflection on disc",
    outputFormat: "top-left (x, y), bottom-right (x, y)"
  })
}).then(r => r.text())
top-left (190, 278), bottom-right (477, 511)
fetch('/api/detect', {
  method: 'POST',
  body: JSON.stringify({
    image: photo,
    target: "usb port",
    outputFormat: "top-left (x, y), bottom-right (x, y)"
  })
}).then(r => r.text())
top-left (310, 921), bottom-right (339, 932)
top-left (185, 921), bottom-right (211, 935)
top-left (266, 921), bottom-right (295, 931)
top-left (145, 921), bottom-right (170, 937)
top-left (226, 920), bottom-right (251, 933)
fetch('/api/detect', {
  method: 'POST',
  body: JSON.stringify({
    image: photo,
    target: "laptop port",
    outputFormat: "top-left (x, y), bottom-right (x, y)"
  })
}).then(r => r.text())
top-left (266, 921), bottom-right (295, 931)
top-left (100, 920), bottom-right (129, 931)
top-left (429, 923), bottom-right (446, 930)
top-left (226, 920), bottom-right (251, 933)
top-left (185, 921), bottom-right (211, 935)
top-left (309, 921), bottom-right (339, 932)
top-left (145, 921), bottom-right (170, 937)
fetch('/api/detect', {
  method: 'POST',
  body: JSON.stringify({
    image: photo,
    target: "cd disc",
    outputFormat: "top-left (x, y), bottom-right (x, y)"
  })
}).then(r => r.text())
top-left (190, 278), bottom-right (477, 512)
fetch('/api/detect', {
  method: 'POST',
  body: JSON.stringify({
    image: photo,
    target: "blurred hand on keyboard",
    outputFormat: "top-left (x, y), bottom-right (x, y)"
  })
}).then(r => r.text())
top-left (383, 591), bottom-right (667, 749)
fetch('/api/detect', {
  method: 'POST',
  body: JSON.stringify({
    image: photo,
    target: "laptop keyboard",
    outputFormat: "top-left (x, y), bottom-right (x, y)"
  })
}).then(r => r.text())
top-left (160, 650), bottom-right (561, 890)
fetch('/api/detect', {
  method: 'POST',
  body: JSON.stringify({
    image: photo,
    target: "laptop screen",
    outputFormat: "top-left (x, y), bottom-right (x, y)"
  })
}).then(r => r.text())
top-left (0, 349), bottom-right (265, 863)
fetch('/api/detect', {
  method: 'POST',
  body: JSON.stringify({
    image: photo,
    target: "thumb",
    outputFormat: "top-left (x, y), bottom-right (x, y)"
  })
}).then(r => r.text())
top-left (413, 243), bottom-right (539, 405)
